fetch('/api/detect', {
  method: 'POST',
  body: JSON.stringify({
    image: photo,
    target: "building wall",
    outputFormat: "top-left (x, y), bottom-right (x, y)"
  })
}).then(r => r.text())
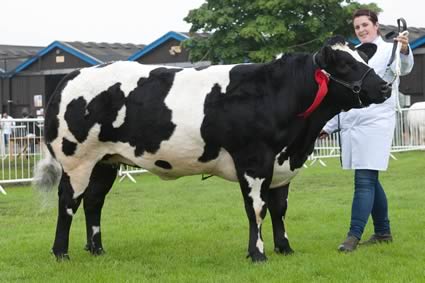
top-left (136, 39), bottom-right (190, 64)
top-left (0, 78), bottom-right (3, 112)
top-left (5, 47), bottom-right (92, 116)
top-left (25, 47), bottom-right (91, 72)
top-left (1, 78), bottom-right (11, 114)
top-left (10, 75), bottom-right (44, 117)
top-left (400, 53), bottom-right (425, 104)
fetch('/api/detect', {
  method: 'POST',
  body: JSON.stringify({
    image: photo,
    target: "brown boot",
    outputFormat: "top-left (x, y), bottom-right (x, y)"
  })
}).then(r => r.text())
top-left (338, 235), bottom-right (360, 252)
top-left (361, 233), bottom-right (393, 245)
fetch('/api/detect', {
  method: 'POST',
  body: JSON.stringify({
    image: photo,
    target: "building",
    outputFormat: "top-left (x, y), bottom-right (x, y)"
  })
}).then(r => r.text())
top-left (0, 44), bottom-right (43, 116)
top-left (1, 41), bottom-right (144, 117)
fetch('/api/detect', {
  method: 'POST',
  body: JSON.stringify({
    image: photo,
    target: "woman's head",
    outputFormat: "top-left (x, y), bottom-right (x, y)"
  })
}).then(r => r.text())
top-left (352, 9), bottom-right (380, 43)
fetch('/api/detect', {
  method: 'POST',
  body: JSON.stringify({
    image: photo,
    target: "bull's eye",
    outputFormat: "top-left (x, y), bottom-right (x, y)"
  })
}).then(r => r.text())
top-left (337, 63), bottom-right (350, 74)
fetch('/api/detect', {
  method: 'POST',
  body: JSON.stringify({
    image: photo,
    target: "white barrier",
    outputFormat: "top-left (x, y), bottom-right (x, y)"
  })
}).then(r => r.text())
top-left (1, 109), bottom-right (424, 188)
top-left (0, 118), bottom-right (44, 193)
top-left (118, 165), bottom-right (147, 183)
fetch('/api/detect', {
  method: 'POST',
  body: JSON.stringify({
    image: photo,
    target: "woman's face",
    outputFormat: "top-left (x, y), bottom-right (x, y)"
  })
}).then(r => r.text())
top-left (353, 15), bottom-right (379, 43)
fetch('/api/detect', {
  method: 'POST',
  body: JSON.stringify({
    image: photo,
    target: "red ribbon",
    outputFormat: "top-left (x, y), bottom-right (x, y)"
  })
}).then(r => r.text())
top-left (298, 69), bottom-right (330, 119)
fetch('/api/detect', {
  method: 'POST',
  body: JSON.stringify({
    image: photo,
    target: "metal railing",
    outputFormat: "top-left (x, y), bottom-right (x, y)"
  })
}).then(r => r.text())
top-left (1, 108), bottom-right (424, 191)
top-left (0, 118), bottom-right (44, 193)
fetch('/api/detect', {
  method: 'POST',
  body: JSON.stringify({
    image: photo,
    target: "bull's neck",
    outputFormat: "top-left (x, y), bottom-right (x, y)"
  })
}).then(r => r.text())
top-left (270, 54), bottom-right (320, 122)
top-left (270, 54), bottom-right (342, 170)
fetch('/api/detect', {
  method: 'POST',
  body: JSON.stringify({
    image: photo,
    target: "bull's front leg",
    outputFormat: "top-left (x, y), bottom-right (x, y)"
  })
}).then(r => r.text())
top-left (52, 172), bottom-right (82, 261)
top-left (268, 184), bottom-right (294, 255)
top-left (233, 144), bottom-right (275, 263)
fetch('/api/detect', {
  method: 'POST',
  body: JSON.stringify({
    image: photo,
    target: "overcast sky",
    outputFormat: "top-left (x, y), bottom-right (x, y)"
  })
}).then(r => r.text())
top-left (1, 0), bottom-right (422, 47)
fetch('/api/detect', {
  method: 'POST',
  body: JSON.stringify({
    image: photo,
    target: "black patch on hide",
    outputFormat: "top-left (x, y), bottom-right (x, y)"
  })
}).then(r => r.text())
top-left (62, 138), bottom-right (77, 156)
top-left (198, 63), bottom-right (272, 163)
top-left (44, 70), bottom-right (81, 143)
top-left (63, 66), bottom-right (182, 157)
top-left (155, 160), bottom-right (172, 170)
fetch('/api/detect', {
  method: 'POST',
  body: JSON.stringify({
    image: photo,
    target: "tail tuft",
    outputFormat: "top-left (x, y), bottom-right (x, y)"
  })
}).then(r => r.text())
top-left (33, 148), bottom-right (62, 192)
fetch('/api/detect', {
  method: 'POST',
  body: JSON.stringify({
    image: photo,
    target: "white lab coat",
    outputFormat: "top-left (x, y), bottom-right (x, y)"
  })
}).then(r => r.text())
top-left (323, 36), bottom-right (414, 170)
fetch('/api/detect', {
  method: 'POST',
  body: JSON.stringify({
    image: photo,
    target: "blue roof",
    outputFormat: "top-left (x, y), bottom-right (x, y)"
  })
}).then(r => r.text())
top-left (411, 37), bottom-right (425, 49)
top-left (128, 31), bottom-right (189, 61)
top-left (11, 41), bottom-right (102, 76)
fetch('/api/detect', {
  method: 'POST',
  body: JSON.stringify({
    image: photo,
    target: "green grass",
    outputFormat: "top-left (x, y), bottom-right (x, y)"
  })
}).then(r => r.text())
top-left (0, 151), bottom-right (424, 282)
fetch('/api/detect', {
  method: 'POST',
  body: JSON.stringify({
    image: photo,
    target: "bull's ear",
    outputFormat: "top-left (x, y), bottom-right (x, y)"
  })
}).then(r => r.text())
top-left (356, 43), bottom-right (377, 60)
top-left (315, 46), bottom-right (334, 69)
top-left (325, 35), bottom-right (346, 46)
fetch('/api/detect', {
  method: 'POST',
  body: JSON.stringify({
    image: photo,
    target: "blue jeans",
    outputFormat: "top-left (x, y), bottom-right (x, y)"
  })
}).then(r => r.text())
top-left (348, 169), bottom-right (391, 240)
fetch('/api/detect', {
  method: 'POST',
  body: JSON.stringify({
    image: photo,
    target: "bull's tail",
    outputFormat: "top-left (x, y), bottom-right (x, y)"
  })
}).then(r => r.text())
top-left (33, 145), bottom-right (62, 193)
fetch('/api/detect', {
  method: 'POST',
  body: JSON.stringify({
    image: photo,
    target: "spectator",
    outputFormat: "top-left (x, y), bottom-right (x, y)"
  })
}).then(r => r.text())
top-left (1, 112), bottom-right (14, 150)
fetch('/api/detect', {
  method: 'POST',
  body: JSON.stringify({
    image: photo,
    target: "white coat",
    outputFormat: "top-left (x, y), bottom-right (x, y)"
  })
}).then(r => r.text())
top-left (323, 36), bottom-right (414, 170)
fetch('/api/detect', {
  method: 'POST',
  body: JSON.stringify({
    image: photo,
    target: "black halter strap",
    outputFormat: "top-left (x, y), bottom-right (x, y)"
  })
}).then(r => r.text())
top-left (312, 52), bottom-right (373, 95)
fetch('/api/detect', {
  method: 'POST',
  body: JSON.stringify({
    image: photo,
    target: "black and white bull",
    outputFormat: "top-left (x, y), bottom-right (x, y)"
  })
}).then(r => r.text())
top-left (34, 36), bottom-right (390, 262)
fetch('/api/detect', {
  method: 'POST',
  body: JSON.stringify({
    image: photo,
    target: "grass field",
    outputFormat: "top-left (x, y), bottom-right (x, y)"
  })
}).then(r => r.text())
top-left (0, 151), bottom-right (424, 282)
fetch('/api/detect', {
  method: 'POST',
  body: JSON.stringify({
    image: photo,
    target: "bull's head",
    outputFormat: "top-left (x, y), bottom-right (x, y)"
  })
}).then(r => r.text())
top-left (314, 35), bottom-right (390, 109)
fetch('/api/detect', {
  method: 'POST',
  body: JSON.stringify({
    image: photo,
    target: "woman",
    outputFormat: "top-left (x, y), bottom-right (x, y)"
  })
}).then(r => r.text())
top-left (321, 9), bottom-right (414, 252)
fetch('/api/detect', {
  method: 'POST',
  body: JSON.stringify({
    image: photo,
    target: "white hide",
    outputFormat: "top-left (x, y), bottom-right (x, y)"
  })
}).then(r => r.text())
top-left (112, 105), bottom-right (127, 128)
top-left (244, 174), bottom-right (266, 254)
top-left (92, 226), bottom-right (100, 236)
top-left (331, 43), bottom-right (368, 65)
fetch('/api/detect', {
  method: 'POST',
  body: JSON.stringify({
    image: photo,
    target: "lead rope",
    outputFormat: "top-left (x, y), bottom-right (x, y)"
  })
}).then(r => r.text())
top-left (337, 114), bottom-right (342, 167)
top-left (384, 18), bottom-right (408, 113)
top-left (393, 30), bottom-right (409, 113)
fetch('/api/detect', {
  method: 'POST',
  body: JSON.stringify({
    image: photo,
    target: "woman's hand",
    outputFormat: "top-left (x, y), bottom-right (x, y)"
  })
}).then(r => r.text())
top-left (319, 130), bottom-right (329, 139)
top-left (395, 33), bottom-right (410, 55)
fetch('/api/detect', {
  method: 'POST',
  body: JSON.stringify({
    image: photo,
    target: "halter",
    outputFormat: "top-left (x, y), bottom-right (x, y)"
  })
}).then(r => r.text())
top-left (299, 52), bottom-right (378, 118)
top-left (327, 68), bottom-right (373, 94)
top-left (312, 52), bottom-right (374, 106)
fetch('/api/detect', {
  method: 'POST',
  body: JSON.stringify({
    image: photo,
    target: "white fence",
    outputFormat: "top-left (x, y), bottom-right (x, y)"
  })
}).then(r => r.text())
top-left (0, 118), bottom-right (44, 193)
top-left (1, 108), bottom-right (424, 192)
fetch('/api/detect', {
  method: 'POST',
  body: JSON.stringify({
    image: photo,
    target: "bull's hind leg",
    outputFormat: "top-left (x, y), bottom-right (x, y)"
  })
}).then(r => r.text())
top-left (83, 163), bottom-right (118, 255)
top-left (52, 171), bottom-right (83, 260)
top-left (268, 184), bottom-right (294, 255)
top-left (232, 144), bottom-right (275, 262)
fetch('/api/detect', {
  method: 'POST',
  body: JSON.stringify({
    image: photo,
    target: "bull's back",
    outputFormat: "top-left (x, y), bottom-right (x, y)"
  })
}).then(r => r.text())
top-left (44, 62), bottom-right (232, 176)
top-left (43, 61), bottom-right (298, 186)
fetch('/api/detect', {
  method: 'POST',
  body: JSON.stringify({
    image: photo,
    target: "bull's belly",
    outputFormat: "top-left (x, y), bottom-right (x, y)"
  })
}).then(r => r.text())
top-left (125, 146), bottom-right (300, 188)
top-left (54, 135), bottom-right (300, 190)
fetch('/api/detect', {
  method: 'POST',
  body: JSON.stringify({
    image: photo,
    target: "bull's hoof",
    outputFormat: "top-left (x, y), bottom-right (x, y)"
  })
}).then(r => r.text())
top-left (84, 244), bottom-right (105, 256)
top-left (51, 248), bottom-right (70, 261)
top-left (247, 251), bottom-right (268, 263)
top-left (52, 251), bottom-right (70, 261)
top-left (274, 246), bottom-right (294, 255)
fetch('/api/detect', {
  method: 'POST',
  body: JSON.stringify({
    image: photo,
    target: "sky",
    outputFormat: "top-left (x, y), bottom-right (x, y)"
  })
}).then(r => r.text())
top-left (1, 0), bottom-right (422, 47)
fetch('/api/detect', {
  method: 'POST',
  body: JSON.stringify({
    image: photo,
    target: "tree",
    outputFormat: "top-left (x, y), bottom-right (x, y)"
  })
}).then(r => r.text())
top-left (183, 0), bottom-right (380, 64)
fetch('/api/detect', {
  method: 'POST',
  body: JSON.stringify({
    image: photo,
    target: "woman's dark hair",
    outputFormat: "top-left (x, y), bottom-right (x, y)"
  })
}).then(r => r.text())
top-left (352, 9), bottom-right (379, 24)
